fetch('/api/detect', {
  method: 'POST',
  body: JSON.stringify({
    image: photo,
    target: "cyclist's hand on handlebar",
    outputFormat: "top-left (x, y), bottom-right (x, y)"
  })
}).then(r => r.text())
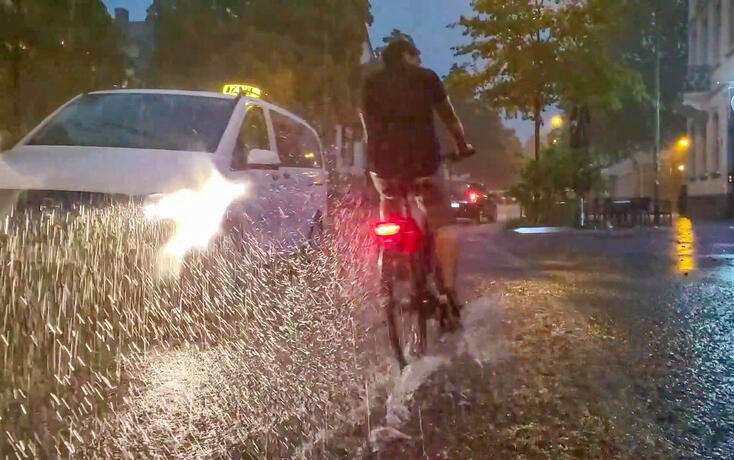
top-left (457, 142), bottom-right (476, 158)
top-left (444, 143), bottom-right (476, 163)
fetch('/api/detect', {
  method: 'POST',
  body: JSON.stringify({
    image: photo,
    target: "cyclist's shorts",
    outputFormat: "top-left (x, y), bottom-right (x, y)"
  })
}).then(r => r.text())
top-left (369, 171), bottom-right (453, 231)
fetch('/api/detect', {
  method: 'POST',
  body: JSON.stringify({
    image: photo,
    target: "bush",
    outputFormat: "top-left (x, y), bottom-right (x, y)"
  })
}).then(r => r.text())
top-left (509, 145), bottom-right (603, 225)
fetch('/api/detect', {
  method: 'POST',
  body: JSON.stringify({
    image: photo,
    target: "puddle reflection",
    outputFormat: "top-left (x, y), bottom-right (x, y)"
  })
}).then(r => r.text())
top-left (675, 217), bottom-right (696, 273)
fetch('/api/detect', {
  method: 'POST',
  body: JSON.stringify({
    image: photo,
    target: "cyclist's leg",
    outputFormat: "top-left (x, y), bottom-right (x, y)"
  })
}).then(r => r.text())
top-left (369, 172), bottom-right (401, 219)
top-left (435, 227), bottom-right (459, 292)
top-left (415, 174), bottom-right (459, 295)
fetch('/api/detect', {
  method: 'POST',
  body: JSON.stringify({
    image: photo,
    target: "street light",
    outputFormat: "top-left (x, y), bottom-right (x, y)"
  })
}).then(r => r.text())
top-left (551, 115), bottom-right (563, 128)
top-left (678, 164), bottom-right (685, 172)
top-left (677, 137), bottom-right (690, 149)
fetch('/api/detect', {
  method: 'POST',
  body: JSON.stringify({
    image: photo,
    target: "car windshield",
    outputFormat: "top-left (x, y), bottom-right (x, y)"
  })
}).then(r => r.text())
top-left (448, 181), bottom-right (470, 197)
top-left (449, 181), bottom-right (481, 200)
top-left (27, 93), bottom-right (235, 153)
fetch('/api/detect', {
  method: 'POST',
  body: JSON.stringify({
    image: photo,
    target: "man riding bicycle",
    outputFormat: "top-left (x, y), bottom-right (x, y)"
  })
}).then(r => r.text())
top-left (361, 39), bottom-right (473, 313)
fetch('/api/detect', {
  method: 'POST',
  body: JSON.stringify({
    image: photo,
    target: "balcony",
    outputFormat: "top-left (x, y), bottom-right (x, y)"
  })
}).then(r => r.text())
top-left (685, 65), bottom-right (713, 93)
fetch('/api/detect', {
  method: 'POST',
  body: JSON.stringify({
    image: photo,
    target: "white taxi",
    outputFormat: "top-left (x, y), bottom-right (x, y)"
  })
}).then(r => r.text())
top-left (0, 88), bottom-right (327, 248)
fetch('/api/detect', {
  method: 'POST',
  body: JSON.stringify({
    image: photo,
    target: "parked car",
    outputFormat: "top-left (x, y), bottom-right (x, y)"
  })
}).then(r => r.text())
top-left (448, 180), bottom-right (497, 223)
top-left (0, 89), bottom-right (327, 247)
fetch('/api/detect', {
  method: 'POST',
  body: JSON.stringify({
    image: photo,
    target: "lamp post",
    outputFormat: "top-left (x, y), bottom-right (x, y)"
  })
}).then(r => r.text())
top-left (653, 8), bottom-right (661, 225)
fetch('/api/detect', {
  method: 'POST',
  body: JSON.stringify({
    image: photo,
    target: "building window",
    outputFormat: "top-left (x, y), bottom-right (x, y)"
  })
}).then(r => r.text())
top-left (689, 121), bottom-right (697, 177)
top-left (713, 111), bottom-right (721, 172)
top-left (699, 120), bottom-right (709, 174)
top-left (701, 118), bottom-right (708, 174)
top-left (713, 1), bottom-right (721, 61)
top-left (702, 16), bottom-right (709, 64)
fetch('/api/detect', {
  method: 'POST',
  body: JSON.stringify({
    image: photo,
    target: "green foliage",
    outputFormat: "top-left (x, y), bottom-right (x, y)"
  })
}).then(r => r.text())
top-left (148, 0), bottom-right (371, 137)
top-left (510, 144), bottom-right (603, 224)
top-left (0, 0), bottom-right (123, 141)
top-left (454, 0), bottom-right (643, 159)
top-left (454, 0), bottom-right (563, 120)
top-left (445, 67), bottom-right (523, 188)
top-left (554, 0), bottom-right (645, 111)
top-left (584, 0), bottom-right (688, 160)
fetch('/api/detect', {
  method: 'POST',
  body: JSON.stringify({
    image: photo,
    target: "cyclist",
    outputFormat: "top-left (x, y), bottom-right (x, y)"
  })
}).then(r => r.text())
top-left (361, 39), bottom-right (473, 313)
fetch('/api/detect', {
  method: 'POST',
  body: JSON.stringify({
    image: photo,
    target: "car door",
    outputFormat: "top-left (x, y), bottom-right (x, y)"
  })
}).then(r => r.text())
top-left (224, 102), bottom-right (280, 244)
top-left (270, 110), bottom-right (326, 246)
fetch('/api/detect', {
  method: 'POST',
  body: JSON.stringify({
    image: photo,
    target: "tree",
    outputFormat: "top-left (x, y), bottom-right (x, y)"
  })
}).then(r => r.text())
top-left (454, 0), bottom-right (642, 160)
top-left (0, 0), bottom-right (122, 141)
top-left (148, 0), bottom-right (371, 139)
top-left (445, 67), bottom-right (523, 188)
top-left (509, 143), bottom-right (603, 224)
top-left (583, 0), bottom-right (688, 161)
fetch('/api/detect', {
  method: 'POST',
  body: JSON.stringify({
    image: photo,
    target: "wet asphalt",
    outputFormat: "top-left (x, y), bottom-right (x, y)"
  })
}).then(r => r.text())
top-left (455, 219), bottom-right (734, 459)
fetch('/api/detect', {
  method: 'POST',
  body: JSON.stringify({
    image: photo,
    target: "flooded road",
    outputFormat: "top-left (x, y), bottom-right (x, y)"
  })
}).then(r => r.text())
top-left (338, 219), bottom-right (734, 459)
top-left (4, 204), bottom-right (734, 458)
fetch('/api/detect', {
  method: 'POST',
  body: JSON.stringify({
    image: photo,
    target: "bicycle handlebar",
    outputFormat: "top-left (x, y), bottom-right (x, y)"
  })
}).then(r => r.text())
top-left (443, 144), bottom-right (476, 163)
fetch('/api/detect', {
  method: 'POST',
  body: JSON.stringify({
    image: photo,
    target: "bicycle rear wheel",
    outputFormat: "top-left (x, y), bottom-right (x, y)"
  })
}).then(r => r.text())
top-left (380, 249), bottom-right (427, 370)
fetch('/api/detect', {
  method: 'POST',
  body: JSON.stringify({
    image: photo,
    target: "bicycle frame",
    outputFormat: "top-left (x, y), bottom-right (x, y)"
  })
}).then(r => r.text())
top-left (373, 185), bottom-right (438, 369)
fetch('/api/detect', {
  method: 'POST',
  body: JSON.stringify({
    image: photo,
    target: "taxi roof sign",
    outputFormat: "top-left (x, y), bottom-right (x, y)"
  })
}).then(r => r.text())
top-left (222, 84), bottom-right (262, 98)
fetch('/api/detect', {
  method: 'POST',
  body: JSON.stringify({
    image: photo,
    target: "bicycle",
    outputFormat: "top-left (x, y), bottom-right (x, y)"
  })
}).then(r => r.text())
top-left (372, 152), bottom-right (471, 370)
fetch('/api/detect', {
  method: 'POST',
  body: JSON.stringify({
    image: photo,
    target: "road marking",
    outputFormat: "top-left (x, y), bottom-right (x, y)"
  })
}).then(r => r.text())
top-left (700, 254), bottom-right (734, 260)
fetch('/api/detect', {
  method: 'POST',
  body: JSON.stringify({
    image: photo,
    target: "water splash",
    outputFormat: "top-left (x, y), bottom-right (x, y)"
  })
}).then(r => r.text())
top-left (0, 193), bottom-right (383, 459)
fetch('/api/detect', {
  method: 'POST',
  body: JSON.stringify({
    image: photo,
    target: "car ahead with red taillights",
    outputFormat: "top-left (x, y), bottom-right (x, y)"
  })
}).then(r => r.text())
top-left (448, 181), bottom-right (497, 224)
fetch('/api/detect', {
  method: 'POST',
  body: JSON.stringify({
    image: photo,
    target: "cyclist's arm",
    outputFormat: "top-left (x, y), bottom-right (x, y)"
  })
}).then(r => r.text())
top-left (359, 112), bottom-right (368, 143)
top-left (435, 97), bottom-right (467, 148)
top-left (427, 69), bottom-right (469, 150)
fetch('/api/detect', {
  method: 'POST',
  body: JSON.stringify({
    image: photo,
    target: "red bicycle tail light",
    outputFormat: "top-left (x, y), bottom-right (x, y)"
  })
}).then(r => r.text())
top-left (374, 218), bottom-right (423, 253)
top-left (374, 222), bottom-right (401, 237)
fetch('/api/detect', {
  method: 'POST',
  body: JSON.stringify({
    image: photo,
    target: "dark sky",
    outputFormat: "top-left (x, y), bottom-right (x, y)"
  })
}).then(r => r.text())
top-left (103, 0), bottom-right (541, 140)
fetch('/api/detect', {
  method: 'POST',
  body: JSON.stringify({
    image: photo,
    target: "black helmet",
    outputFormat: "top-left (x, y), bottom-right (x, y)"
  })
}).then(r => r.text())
top-left (382, 40), bottom-right (420, 69)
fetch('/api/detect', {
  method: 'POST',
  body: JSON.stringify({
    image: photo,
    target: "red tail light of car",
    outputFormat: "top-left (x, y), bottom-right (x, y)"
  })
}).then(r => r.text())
top-left (467, 189), bottom-right (480, 203)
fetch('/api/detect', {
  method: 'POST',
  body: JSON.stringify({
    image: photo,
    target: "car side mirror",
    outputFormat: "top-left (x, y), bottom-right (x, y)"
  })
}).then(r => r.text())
top-left (247, 149), bottom-right (280, 170)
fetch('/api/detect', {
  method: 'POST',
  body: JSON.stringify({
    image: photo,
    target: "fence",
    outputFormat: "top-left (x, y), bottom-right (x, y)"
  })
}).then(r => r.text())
top-left (584, 197), bottom-right (673, 228)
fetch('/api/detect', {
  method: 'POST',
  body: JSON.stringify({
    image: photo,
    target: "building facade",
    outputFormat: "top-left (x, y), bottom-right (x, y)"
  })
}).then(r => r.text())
top-left (682, 0), bottom-right (734, 218)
